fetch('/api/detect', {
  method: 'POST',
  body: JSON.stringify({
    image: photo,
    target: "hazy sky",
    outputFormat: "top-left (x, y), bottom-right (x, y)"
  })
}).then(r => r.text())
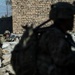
top-left (0, 0), bottom-right (12, 18)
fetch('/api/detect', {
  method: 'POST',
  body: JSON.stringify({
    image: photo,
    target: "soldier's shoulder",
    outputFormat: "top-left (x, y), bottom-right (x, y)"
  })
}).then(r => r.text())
top-left (46, 27), bottom-right (63, 36)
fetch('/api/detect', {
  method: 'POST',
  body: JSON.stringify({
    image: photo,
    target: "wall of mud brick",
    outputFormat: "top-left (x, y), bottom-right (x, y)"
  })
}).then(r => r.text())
top-left (11, 0), bottom-right (75, 33)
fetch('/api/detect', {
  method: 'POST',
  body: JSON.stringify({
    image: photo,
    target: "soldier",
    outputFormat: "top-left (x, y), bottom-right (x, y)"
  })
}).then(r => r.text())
top-left (37, 2), bottom-right (75, 75)
top-left (11, 2), bottom-right (75, 75)
top-left (3, 30), bottom-right (11, 42)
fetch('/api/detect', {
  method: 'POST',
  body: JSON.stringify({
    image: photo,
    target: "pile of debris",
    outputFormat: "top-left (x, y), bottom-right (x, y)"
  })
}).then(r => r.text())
top-left (0, 40), bottom-right (19, 75)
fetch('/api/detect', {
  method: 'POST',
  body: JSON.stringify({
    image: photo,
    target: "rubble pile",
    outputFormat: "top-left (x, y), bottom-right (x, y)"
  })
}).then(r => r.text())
top-left (0, 40), bottom-right (19, 75)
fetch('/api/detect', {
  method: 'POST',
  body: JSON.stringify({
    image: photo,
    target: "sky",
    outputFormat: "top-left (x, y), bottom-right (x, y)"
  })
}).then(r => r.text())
top-left (0, 0), bottom-right (12, 18)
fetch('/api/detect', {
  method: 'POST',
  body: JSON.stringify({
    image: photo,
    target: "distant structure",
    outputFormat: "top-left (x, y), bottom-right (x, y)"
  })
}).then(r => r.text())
top-left (11, 0), bottom-right (75, 33)
top-left (0, 16), bottom-right (12, 34)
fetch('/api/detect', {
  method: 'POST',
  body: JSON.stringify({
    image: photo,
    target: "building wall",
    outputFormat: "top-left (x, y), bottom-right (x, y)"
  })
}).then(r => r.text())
top-left (11, 0), bottom-right (74, 33)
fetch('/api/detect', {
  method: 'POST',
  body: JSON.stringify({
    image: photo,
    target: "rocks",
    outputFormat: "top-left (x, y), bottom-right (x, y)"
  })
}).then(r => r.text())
top-left (0, 41), bottom-right (19, 75)
top-left (0, 64), bottom-right (15, 75)
top-left (2, 54), bottom-right (11, 66)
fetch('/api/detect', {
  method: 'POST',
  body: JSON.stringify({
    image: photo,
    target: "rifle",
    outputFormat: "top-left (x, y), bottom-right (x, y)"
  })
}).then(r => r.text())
top-left (22, 19), bottom-right (51, 34)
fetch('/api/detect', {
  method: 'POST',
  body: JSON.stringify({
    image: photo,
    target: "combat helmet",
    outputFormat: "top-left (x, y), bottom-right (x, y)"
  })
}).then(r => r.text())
top-left (4, 30), bottom-right (10, 35)
top-left (49, 2), bottom-right (75, 20)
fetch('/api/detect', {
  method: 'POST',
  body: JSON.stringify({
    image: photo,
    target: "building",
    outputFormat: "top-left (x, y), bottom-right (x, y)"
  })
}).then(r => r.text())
top-left (11, 0), bottom-right (75, 33)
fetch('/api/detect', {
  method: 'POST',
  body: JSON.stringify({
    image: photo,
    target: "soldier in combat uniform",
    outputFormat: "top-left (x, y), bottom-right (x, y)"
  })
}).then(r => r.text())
top-left (11, 2), bottom-right (75, 75)
top-left (37, 2), bottom-right (75, 75)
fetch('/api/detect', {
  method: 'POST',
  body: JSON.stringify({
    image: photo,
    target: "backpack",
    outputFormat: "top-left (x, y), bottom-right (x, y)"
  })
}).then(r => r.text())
top-left (11, 25), bottom-right (40, 75)
top-left (11, 19), bottom-right (51, 75)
